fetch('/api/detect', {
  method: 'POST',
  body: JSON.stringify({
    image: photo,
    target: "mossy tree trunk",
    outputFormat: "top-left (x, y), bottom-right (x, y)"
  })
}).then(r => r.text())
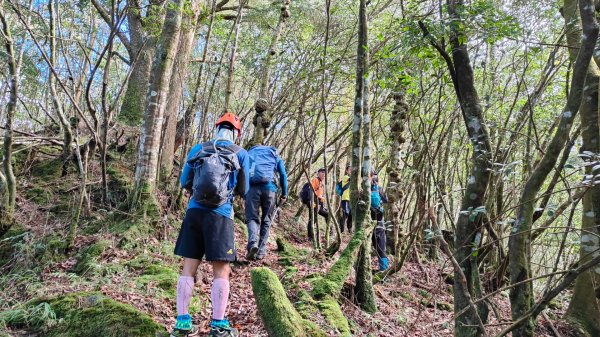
top-left (350, 0), bottom-right (376, 313)
top-left (159, 2), bottom-right (201, 184)
top-left (117, 1), bottom-right (160, 126)
top-left (132, 0), bottom-right (184, 212)
top-left (0, 2), bottom-right (18, 238)
top-left (508, 1), bottom-right (598, 336)
top-left (563, 1), bottom-right (600, 334)
top-left (250, 0), bottom-right (291, 146)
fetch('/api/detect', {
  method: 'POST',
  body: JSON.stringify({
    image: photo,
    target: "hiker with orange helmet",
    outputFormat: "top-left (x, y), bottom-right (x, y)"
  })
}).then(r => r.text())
top-left (171, 112), bottom-right (248, 337)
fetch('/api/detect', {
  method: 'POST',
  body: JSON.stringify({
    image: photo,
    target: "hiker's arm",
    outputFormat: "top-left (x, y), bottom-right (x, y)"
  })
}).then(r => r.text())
top-left (235, 150), bottom-right (250, 197)
top-left (277, 158), bottom-right (288, 197)
top-left (180, 144), bottom-right (201, 190)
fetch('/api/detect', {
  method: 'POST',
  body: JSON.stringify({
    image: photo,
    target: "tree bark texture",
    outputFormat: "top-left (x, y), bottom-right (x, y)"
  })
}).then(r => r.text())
top-left (0, 0), bottom-right (18, 238)
top-left (351, 0), bottom-right (376, 314)
top-left (387, 84), bottom-right (408, 255)
top-left (118, 0), bottom-right (158, 126)
top-left (223, 0), bottom-right (245, 112)
top-left (133, 0), bottom-right (184, 209)
top-left (48, 0), bottom-right (73, 160)
top-left (563, 0), bottom-right (600, 334)
top-left (159, 2), bottom-right (201, 183)
top-left (251, 0), bottom-right (292, 146)
top-left (508, 1), bottom-right (598, 336)
top-left (447, 0), bottom-right (493, 335)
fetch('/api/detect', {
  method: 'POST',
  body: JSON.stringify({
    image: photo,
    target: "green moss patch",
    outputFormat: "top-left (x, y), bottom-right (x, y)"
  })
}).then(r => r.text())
top-left (318, 296), bottom-right (351, 337)
top-left (37, 292), bottom-right (165, 337)
top-left (73, 240), bottom-right (111, 275)
top-left (251, 267), bottom-right (310, 337)
top-left (135, 264), bottom-right (178, 294)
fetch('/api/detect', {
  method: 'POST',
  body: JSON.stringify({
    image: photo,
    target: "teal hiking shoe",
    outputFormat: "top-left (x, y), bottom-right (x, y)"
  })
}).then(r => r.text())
top-left (209, 319), bottom-right (239, 337)
top-left (170, 314), bottom-right (198, 336)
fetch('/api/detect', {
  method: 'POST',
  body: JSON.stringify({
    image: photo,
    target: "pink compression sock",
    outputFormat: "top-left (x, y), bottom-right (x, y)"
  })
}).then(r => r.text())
top-left (211, 278), bottom-right (230, 320)
top-left (176, 276), bottom-right (195, 315)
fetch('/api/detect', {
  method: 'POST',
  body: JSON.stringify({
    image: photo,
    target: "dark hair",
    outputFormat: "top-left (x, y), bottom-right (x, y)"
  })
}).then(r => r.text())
top-left (318, 167), bottom-right (326, 173)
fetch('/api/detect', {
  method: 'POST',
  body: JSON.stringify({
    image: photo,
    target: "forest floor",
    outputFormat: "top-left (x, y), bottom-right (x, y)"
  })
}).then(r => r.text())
top-left (0, 156), bottom-right (574, 337)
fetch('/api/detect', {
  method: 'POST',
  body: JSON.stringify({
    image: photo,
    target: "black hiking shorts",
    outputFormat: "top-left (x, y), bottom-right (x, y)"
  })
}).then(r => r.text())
top-left (174, 208), bottom-right (237, 262)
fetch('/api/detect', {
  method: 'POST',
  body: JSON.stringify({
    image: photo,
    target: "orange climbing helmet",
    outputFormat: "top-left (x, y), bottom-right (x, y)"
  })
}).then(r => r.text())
top-left (215, 112), bottom-right (242, 137)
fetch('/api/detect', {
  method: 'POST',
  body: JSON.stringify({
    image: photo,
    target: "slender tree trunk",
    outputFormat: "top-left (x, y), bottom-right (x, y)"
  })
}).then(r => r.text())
top-left (387, 83), bottom-right (408, 256)
top-left (430, 0), bottom-right (496, 334)
top-left (132, 0), bottom-right (185, 212)
top-left (223, 0), bottom-right (245, 112)
top-left (351, 0), bottom-right (376, 314)
top-left (251, 0), bottom-right (291, 146)
top-left (0, 0), bottom-right (18, 238)
top-left (159, 2), bottom-right (201, 183)
top-left (48, 0), bottom-right (73, 162)
top-left (562, 1), bottom-right (600, 334)
top-left (508, 1), bottom-right (598, 336)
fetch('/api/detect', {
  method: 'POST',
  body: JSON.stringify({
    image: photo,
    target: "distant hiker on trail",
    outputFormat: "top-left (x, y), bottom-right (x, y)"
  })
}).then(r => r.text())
top-left (336, 164), bottom-right (352, 233)
top-left (300, 167), bottom-right (328, 241)
top-left (245, 144), bottom-right (288, 261)
top-left (172, 112), bottom-right (248, 337)
top-left (371, 174), bottom-right (389, 271)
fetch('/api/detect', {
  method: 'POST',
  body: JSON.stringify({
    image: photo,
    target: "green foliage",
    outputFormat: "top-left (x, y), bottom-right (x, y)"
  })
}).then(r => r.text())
top-left (0, 302), bottom-right (56, 330)
top-left (135, 264), bottom-right (179, 295)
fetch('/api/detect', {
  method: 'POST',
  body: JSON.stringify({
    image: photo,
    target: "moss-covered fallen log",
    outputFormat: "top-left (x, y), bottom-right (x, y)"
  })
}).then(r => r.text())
top-left (251, 267), bottom-right (324, 337)
top-left (312, 226), bottom-right (368, 299)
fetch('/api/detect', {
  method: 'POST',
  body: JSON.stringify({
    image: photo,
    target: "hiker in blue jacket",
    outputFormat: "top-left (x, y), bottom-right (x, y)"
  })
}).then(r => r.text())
top-left (171, 112), bottom-right (249, 337)
top-left (245, 144), bottom-right (288, 260)
top-left (371, 174), bottom-right (389, 271)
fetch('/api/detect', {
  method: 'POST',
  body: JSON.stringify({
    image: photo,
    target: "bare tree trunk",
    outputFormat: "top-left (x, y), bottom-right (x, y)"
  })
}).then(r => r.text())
top-left (251, 0), bottom-right (291, 146)
top-left (132, 0), bottom-right (185, 212)
top-left (422, 0), bottom-right (494, 333)
top-left (0, 0), bottom-right (18, 238)
top-left (562, 1), bottom-right (600, 334)
top-left (159, 2), bottom-right (201, 183)
top-left (508, 1), bottom-right (598, 336)
top-left (223, 0), bottom-right (245, 112)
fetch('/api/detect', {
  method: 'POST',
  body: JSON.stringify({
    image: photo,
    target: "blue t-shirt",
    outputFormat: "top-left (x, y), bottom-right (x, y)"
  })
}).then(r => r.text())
top-left (251, 157), bottom-right (288, 196)
top-left (180, 140), bottom-right (250, 219)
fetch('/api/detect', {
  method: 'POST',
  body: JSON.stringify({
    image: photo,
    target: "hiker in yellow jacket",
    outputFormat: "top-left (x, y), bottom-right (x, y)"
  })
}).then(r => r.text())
top-left (337, 165), bottom-right (352, 233)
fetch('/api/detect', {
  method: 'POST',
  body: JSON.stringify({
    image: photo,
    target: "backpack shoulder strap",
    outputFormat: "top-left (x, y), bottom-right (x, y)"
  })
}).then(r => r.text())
top-left (226, 143), bottom-right (243, 154)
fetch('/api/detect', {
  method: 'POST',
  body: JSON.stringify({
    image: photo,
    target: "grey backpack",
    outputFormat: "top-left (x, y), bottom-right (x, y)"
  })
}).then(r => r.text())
top-left (187, 141), bottom-right (242, 207)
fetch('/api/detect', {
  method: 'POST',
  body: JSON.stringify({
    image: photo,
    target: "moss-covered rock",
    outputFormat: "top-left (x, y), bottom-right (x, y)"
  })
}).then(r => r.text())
top-left (73, 240), bottom-right (111, 275)
top-left (251, 267), bottom-right (310, 337)
top-left (24, 186), bottom-right (53, 205)
top-left (38, 292), bottom-right (165, 337)
top-left (31, 157), bottom-right (63, 179)
top-left (135, 264), bottom-right (178, 294)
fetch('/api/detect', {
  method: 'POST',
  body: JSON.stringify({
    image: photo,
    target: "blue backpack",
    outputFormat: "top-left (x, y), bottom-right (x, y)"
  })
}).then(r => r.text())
top-left (371, 185), bottom-right (382, 209)
top-left (249, 145), bottom-right (278, 184)
top-left (335, 180), bottom-right (350, 196)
